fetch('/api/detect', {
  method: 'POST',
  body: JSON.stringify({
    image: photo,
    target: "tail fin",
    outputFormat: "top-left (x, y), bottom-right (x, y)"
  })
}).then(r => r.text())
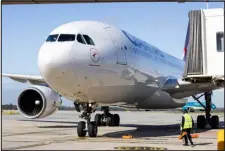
top-left (183, 21), bottom-right (190, 62)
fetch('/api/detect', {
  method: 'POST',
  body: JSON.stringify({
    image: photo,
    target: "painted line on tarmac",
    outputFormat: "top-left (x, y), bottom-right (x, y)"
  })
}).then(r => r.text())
top-left (114, 146), bottom-right (167, 150)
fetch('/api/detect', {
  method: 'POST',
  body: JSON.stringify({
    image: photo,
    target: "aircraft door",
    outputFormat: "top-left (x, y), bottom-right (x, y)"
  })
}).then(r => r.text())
top-left (104, 28), bottom-right (127, 65)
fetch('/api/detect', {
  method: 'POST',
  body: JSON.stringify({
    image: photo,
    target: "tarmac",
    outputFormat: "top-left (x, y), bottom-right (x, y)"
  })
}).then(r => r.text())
top-left (2, 110), bottom-right (224, 150)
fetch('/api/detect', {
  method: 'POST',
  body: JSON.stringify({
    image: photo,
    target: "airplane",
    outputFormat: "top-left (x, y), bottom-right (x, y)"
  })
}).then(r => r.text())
top-left (2, 17), bottom-right (224, 137)
top-left (182, 102), bottom-right (217, 112)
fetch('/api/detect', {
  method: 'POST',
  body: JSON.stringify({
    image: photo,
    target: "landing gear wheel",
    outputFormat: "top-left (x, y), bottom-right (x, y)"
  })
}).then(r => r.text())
top-left (113, 114), bottom-right (120, 126)
top-left (94, 114), bottom-right (102, 126)
top-left (88, 121), bottom-right (98, 137)
top-left (210, 115), bottom-right (219, 129)
top-left (197, 115), bottom-right (206, 129)
top-left (193, 92), bottom-right (218, 129)
top-left (100, 113), bottom-right (106, 126)
top-left (111, 114), bottom-right (117, 126)
top-left (77, 121), bottom-right (86, 137)
top-left (106, 117), bottom-right (112, 126)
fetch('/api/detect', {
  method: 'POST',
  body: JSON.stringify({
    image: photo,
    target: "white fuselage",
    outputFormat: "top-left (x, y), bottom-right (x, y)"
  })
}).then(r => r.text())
top-left (38, 21), bottom-right (187, 109)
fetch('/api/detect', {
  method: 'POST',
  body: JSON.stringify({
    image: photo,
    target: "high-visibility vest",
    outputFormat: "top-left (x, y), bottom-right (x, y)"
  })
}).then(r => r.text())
top-left (183, 113), bottom-right (193, 129)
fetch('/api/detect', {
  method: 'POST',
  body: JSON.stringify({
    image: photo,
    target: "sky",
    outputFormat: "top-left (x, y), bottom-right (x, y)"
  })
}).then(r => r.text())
top-left (2, 2), bottom-right (224, 107)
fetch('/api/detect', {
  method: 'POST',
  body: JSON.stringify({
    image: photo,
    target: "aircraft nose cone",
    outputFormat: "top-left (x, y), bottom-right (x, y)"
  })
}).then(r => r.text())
top-left (39, 57), bottom-right (63, 80)
top-left (38, 43), bottom-right (71, 82)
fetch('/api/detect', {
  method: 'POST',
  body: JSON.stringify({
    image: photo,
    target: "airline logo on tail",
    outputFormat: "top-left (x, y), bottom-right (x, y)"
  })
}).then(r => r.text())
top-left (183, 21), bottom-right (190, 62)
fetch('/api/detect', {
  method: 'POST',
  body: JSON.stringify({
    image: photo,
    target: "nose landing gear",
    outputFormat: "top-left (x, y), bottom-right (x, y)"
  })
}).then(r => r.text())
top-left (192, 91), bottom-right (219, 129)
top-left (76, 103), bottom-right (98, 137)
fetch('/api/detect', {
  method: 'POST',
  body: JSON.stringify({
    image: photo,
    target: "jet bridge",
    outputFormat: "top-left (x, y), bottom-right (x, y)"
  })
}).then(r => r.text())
top-left (182, 8), bottom-right (224, 84)
top-left (182, 8), bottom-right (224, 129)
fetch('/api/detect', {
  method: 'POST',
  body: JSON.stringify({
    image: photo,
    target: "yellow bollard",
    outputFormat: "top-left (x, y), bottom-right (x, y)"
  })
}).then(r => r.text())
top-left (218, 129), bottom-right (224, 150)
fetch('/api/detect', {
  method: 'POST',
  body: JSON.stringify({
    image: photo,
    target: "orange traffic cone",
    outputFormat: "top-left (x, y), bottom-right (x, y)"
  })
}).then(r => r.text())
top-left (191, 131), bottom-right (199, 139)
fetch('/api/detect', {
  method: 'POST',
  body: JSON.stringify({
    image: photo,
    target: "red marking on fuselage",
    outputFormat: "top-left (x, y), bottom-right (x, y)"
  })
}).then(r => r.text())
top-left (92, 52), bottom-right (97, 57)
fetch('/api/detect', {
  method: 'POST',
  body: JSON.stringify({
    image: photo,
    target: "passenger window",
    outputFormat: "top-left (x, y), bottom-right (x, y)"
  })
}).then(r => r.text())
top-left (77, 34), bottom-right (86, 44)
top-left (83, 35), bottom-right (95, 45)
top-left (216, 32), bottom-right (224, 52)
top-left (58, 34), bottom-right (75, 42)
top-left (46, 34), bottom-right (58, 42)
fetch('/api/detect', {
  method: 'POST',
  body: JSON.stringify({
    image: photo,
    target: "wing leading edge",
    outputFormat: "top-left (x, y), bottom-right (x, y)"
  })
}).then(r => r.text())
top-left (2, 73), bottom-right (47, 86)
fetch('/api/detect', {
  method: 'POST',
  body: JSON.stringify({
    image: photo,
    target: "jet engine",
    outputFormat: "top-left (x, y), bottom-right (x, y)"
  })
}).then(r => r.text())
top-left (17, 85), bottom-right (62, 119)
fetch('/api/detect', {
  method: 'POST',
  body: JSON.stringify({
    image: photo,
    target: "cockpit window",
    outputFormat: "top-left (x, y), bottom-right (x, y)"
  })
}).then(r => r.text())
top-left (83, 35), bottom-right (95, 45)
top-left (58, 34), bottom-right (75, 42)
top-left (77, 34), bottom-right (86, 44)
top-left (46, 34), bottom-right (58, 42)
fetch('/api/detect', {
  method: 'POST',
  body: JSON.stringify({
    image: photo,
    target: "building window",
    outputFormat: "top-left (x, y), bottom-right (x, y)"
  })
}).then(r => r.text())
top-left (216, 32), bottom-right (224, 52)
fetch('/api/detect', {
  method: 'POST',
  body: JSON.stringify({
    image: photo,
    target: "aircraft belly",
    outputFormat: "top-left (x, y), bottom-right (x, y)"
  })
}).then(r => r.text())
top-left (58, 62), bottom-right (161, 104)
top-left (50, 65), bottom-right (187, 109)
top-left (136, 90), bottom-right (187, 109)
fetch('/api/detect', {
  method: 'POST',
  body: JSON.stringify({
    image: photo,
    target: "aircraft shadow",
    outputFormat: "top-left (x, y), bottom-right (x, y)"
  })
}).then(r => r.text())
top-left (103, 122), bottom-right (221, 138)
top-left (19, 119), bottom-right (78, 125)
top-left (38, 125), bottom-right (77, 128)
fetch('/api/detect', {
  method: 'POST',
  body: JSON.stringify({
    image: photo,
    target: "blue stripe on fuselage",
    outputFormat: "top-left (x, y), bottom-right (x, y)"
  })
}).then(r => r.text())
top-left (122, 30), bottom-right (164, 58)
top-left (121, 30), bottom-right (185, 71)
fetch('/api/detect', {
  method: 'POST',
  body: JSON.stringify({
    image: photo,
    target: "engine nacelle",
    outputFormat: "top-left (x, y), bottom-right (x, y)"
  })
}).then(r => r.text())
top-left (17, 85), bottom-right (62, 119)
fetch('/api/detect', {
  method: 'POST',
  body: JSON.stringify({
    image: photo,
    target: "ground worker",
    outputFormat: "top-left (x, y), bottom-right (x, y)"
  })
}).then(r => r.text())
top-left (180, 109), bottom-right (194, 146)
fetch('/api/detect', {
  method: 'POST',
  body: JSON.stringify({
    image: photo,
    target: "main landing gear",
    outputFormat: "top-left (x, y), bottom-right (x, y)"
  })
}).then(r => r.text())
top-left (94, 106), bottom-right (120, 127)
top-left (74, 102), bottom-right (98, 137)
top-left (192, 91), bottom-right (219, 129)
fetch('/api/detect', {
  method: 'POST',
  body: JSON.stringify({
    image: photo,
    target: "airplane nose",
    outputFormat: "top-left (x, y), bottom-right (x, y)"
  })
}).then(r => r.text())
top-left (38, 43), bottom-right (72, 82)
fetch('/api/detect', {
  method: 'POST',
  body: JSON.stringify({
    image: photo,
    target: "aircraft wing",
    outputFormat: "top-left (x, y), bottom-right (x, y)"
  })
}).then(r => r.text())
top-left (161, 75), bottom-right (224, 99)
top-left (2, 73), bottom-right (47, 86)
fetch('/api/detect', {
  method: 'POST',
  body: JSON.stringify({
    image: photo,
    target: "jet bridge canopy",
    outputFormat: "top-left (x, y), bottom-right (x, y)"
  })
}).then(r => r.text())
top-left (182, 8), bottom-right (224, 84)
top-left (183, 10), bottom-right (203, 76)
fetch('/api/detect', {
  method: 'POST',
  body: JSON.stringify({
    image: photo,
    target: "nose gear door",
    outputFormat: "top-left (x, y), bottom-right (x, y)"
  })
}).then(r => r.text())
top-left (104, 27), bottom-right (127, 65)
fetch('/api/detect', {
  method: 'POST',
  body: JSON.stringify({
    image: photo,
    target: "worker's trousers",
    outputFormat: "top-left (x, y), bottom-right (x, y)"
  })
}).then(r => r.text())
top-left (182, 128), bottom-right (193, 145)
